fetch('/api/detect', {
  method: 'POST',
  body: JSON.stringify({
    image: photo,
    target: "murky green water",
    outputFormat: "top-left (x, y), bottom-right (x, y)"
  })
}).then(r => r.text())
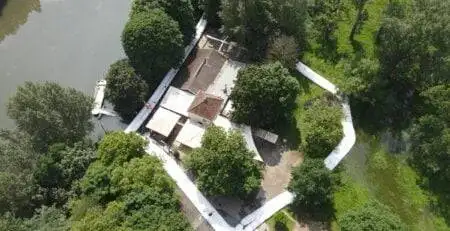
top-left (0, 0), bottom-right (130, 134)
top-left (340, 131), bottom-right (448, 230)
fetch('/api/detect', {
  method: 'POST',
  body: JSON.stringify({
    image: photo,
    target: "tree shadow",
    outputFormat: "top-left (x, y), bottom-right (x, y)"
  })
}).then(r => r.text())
top-left (276, 115), bottom-right (301, 151)
top-left (289, 202), bottom-right (335, 227)
top-left (350, 38), bottom-right (365, 61)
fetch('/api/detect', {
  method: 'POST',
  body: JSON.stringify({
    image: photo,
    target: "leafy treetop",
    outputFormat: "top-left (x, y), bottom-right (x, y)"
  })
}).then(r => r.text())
top-left (122, 9), bottom-right (184, 88)
top-left (186, 126), bottom-right (262, 199)
top-left (338, 200), bottom-right (406, 231)
top-left (7, 82), bottom-right (93, 151)
top-left (131, 0), bottom-right (195, 45)
top-left (230, 62), bottom-right (300, 131)
top-left (105, 59), bottom-right (149, 121)
top-left (288, 158), bottom-right (334, 218)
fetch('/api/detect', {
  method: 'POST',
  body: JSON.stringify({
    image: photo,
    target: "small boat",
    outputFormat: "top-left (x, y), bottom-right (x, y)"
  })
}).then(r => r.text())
top-left (91, 80), bottom-right (107, 116)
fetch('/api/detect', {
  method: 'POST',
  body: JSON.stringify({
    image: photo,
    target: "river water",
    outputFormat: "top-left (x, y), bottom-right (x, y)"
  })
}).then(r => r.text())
top-left (0, 0), bottom-right (130, 136)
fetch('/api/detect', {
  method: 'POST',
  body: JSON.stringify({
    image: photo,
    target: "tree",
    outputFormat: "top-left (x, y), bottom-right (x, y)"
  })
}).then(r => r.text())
top-left (105, 59), bottom-right (149, 121)
top-left (33, 141), bottom-right (96, 207)
top-left (288, 158), bottom-right (334, 217)
top-left (0, 213), bottom-right (26, 231)
top-left (111, 157), bottom-right (176, 199)
top-left (7, 82), bottom-right (93, 151)
top-left (266, 35), bottom-right (299, 70)
top-left (24, 206), bottom-right (68, 231)
top-left (221, 0), bottom-right (274, 60)
top-left (186, 126), bottom-right (262, 199)
top-left (349, 0), bottom-right (450, 131)
top-left (0, 130), bottom-right (38, 217)
top-left (199, 0), bottom-right (221, 27)
top-left (338, 200), bottom-right (406, 231)
top-left (122, 9), bottom-right (184, 88)
top-left (270, 0), bottom-right (308, 47)
top-left (307, 0), bottom-right (343, 48)
top-left (409, 85), bottom-right (450, 194)
top-left (97, 132), bottom-right (147, 167)
top-left (230, 62), bottom-right (300, 130)
top-left (301, 97), bottom-right (343, 158)
top-left (221, 0), bottom-right (307, 60)
top-left (79, 161), bottom-right (117, 205)
top-left (72, 155), bottom-right (190, 231)
top-left (131, 0), bottom-right (195, 45)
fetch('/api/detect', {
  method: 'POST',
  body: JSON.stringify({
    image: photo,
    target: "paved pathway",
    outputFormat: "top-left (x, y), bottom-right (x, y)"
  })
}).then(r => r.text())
top-left (125, 17), bottom-right (208, 133)
top-left (239, 191), bottom-right (294, 231)
top-left (295, 62), bottom-right (356, 170)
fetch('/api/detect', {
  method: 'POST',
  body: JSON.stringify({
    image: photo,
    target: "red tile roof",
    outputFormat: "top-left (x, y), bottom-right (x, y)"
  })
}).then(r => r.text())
top-left (188, 91), bottom-right (224, 121)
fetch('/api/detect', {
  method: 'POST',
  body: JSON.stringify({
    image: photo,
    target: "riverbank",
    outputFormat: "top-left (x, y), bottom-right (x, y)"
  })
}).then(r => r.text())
top-left (0, 0), bottom-right (130, 133)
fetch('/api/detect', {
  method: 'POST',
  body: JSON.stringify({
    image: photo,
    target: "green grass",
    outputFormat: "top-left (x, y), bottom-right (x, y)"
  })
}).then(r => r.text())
top-left (302, 0), bottom-right (391, 88)
top-left (355, 0), bottom-right (390, 57)
top-left (332, 132), bottom-right (450, 231)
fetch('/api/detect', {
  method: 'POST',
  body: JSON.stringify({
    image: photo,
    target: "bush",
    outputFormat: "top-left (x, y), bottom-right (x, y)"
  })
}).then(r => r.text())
top-left (301, 97), bottom-right (342, 158)
top-left (288, 158), bottom-right (334, 218)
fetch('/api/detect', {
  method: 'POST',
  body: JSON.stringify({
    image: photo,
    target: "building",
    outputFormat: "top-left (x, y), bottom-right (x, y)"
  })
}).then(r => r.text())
top-left (188, 91), bottom-right (224, 125)
top-left (145, 45), bottom-right (265, 162)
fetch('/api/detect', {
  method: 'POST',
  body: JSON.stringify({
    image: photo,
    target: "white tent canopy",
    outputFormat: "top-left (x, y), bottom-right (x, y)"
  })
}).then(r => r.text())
top-left (146, 107), bottom-right (181, 137)
top-left (160, 87), bottom-right (195, 116)
top-left (175, 119), bottom-right (206, 148)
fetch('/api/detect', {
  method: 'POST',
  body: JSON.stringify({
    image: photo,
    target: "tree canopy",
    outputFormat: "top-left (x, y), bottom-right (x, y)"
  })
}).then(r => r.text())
top-left (105, 59), bottom-right (149, 121)
top-left (186, 126), bottom-right (262, 199)
top-left (0, 130), bottom-right (38, 217)
top-left (33, 141), bottom-right (96, 208)
top-left (199, 0), bottom-right (221, 26)
top-left (221, 0), bottom-right (307, 60)
top-left (131, 0), bottom-right (195, 45)
top-left (288, 158), bottom-right (334, 217)
top-left (300, 97), bottom-right (343, 158)
top-left (122, 9), bottom-right (184, 88)
top-left (338, 200), bottom-right (406, 231)
top-left (346, 0), bottom-right (450, 131)
top-left (230, 62), bottom-right (300, 130)
top-left (266, 35), bottom-right (299, 70)
top-left (98, 131), bottom-right (147, 167)
top-left (71, 132), bottom-right (190, 230)
top-left (409, 85), bottom-right (450, 195)
top-left (7, 82), bottom-right (93, 151)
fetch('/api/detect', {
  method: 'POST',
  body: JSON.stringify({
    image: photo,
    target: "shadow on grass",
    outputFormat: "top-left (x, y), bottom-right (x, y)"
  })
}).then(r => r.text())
top-left (288, 203), bottom-right (334, 231)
